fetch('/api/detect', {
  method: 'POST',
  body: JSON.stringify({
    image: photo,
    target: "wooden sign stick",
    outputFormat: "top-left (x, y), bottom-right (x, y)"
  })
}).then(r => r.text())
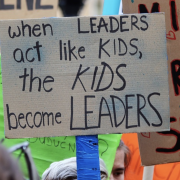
top-left (142, 166), bottom-right (154, 180)
top-left (76, 0), bottom-right (121, 179)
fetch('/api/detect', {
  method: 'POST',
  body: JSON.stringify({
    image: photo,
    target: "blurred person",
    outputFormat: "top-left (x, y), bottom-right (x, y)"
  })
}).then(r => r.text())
top-left (0, 144), bottom-right (24, 180)
top-left (110, 140), bottom-right (131, 180)
top-left (59, 0), bottom-right (85, 17)
top-left (42, 157), bottom-right (108, 180)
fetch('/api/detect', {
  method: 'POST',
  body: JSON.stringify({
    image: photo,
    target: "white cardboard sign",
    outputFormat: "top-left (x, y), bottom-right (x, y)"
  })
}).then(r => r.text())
top-left (0, 14), bottom-right (170, 138)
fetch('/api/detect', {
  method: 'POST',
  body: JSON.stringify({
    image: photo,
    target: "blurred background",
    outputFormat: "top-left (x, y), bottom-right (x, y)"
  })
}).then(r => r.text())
top-left (57, 0), bottom-right (104, 17)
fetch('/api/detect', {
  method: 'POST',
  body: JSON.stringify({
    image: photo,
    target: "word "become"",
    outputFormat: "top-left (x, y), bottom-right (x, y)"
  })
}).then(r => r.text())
top-left (6, 104), bottom-right (62, 130)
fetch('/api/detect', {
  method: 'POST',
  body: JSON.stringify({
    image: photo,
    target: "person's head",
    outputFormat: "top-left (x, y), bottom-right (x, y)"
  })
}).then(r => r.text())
top-left (42, 157), bottom-right (108, 180)
top-left (0, 144), bottom-right (24, 180)
top-left (110, 140), bottom-right (131, 180)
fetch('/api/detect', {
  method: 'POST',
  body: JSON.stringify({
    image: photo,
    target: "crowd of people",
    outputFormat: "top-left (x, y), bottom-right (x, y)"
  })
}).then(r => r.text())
top-left (0, 139), bottom-right (130, 180)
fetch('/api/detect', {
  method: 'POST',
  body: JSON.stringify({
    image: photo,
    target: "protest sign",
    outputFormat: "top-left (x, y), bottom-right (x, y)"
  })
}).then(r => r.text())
top-left (0, 0), bottom-right (58, 19)
top-left (0, 60), bottom-right (121, 177)
top-left (0, 14), bottom-right (169, 138)
top-left (122, 0), bottom-right (180, 166)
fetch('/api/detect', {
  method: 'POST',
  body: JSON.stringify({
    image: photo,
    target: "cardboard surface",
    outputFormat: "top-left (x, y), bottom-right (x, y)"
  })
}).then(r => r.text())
top-left (0, 14), bottom-right (169, 138)
top-left (122, 0), bottom-right (180, 166)
top-left (0, 58), bottom-right (121, 177)
top-left (0, 0), bottom-right (58, 19)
